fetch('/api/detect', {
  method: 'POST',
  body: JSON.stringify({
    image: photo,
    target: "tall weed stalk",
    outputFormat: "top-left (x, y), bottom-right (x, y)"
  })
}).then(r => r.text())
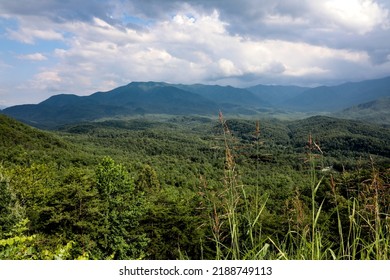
top-left (210, 112), bottom-right (269, 259)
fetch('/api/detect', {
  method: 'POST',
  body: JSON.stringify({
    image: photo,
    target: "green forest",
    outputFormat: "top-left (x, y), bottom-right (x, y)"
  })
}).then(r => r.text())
top-left (0, 113), bottom-right (389, 260)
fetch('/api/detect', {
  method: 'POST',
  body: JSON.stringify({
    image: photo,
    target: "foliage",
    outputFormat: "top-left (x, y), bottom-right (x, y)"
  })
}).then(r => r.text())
top-left (94, 157), bottom-right (148, 259)
top-left (0, 114), bottom-right (389, 259)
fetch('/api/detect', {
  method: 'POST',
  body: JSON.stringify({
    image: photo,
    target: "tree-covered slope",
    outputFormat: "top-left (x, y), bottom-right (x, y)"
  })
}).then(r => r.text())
top-left (0, 114), bottom-right (94, 166)
top-left (287, 116), bottom-right (390, 159)
top-left (0, 114), bottom-right (67, 150)
top-left (1, 114), bottom-right (389, 260)
top-left (335, 97), bottom-right (390, 125)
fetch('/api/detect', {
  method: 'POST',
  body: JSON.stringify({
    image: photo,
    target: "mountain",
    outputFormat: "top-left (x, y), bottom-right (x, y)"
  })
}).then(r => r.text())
top-left (335, 97), bottom-right (390, 125)
top-left (282, 76), bottom-right (390, 111)
top-left (3, 81), bottom-right (271, 128)
top-left (176, 84), bottom-right (267, 107)
top-left (3, 100), bottom-right (128, 128)
top-left (3, 82), bottom-right (220, 128)
top-left (90, 82), bottom-right (218, 114)
top-left (246, 84), bottom-right (309, 106)
top-left (3, 77), bottom-right (390, 128)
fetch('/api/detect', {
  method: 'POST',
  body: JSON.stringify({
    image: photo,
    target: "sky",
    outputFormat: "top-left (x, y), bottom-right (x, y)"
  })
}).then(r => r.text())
top-left (1, 0), bottom-right (390, 106)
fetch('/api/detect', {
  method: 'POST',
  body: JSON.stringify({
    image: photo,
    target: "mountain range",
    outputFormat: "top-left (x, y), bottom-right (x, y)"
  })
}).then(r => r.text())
top-left (335, 96), bottom-right (390, 125)
top-left (2, 76), bottom-right (390, 128)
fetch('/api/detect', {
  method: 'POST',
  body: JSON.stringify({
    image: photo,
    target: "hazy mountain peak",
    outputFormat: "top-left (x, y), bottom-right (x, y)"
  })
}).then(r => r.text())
top-left (127, 81), bottom-right (170, 91)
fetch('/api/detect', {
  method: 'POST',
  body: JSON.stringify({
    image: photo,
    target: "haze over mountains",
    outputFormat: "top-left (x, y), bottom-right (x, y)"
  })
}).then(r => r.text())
top-left (2, 76), bottom-right (390, 128)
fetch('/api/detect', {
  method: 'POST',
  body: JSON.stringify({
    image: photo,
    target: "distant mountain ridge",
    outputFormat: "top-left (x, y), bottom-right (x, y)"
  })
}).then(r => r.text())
top-left (3, 76), bottom-right (390, 128)
top-left (335, 97), bottom-right (390, 125)
top-left (176, 84), bottom-right (267, 106)
top-left (280, 76), bottom-right (390, 111)
top-left (246, 84), bottom-right (309, 105)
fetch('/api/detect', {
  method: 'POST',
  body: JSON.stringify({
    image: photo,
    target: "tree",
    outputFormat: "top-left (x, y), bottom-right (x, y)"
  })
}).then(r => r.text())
top-left (0, 167), bottom-right (27, 241)
top-left (95, 157), bottom-right (148, 259)
top-left (135, 164), bottom-right (160, 192)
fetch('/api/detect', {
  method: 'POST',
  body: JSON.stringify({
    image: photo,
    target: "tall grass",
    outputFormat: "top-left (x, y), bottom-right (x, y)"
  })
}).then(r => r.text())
top-left (208, 114), bottom-right (389, 260)
top-left (208, 112), bottom-right (269, 259)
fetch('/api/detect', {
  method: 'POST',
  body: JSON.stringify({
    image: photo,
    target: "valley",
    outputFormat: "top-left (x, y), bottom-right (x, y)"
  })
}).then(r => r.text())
top-left (1, 111), bottom-right (389, 259)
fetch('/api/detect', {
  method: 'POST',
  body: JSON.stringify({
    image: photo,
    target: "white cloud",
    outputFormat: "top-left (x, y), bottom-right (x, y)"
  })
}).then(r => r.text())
top-left (284, 66), bottom-right (329, 77)
top-left (27, 71), bottom-right (62, 92)
top-left (1, 0), bottom-right (390, 105)
top-left (17, 53), bottom-right (48, 61)
top-left (20, 10), bottom-right (380, 95)
top-left (7, 26), bottom-right (63, 44)
top-left (317, 0), bottom-right (389, 34)
top-left (218, 59), bottom-right (242, 76)
top-left (36, 71), bottom-right (62, 82)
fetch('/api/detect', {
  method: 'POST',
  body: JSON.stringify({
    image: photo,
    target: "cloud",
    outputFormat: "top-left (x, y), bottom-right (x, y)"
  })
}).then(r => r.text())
top-left (218, 59), bottom-right (243, 76)
top-left (318, 0), bottom-right (389, 34)
top-left (0, 0), bottom-right (114, 23)
top-left (17, 53), bottom-right (48, 61)
top-left (123, 0), bottom-right (389, 35)
top-left (7, 26), bottom-right (63, 43)
top-left (0, 0), bottom-right (389, 104)
top-left (29, 71), bottom-right (62, 91)
top-left (22, 11), bottom-right (378, 94)
top-left (111, 1), bottom-right (390, 68)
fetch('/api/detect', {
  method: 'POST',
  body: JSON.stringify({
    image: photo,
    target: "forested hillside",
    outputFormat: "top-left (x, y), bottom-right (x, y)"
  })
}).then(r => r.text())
top-left (0, 114), bottom-right (389, 260)
top-left (335, 97), bottom-right (390, 125)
